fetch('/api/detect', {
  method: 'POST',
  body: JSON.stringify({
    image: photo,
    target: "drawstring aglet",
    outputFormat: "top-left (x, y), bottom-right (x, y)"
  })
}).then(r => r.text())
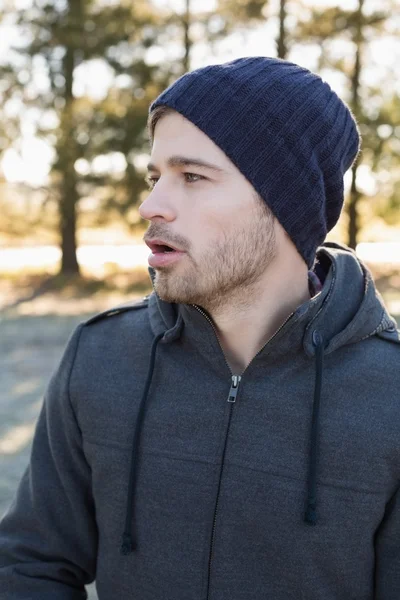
top-left (120, 532), bottom-right (135, 555)
top-left (304, 501), bottom-right (317, 525)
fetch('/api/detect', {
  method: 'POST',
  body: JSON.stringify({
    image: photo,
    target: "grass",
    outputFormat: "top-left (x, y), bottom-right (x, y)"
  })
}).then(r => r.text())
top-left (0, 267), bottom-right (153, 314)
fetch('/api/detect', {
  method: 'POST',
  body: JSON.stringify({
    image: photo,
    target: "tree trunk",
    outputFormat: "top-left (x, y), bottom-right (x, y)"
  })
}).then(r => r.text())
top-left (347, 153), bottom-right (362, 249)
top-left (58, 0), bottom-right (81, 275)
top-left (60, 114), bottom-right (80, 276)
top-left (182, 0), bottom-right (191, 73)
top-left (347, 0), bottom-right (364, 249)
top-left (277, 0), bottom-right (288, 58)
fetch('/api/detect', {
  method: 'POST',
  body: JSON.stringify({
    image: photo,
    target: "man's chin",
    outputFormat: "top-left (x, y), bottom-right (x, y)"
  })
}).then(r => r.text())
top-left (153, 278), bottom-right (196, 306)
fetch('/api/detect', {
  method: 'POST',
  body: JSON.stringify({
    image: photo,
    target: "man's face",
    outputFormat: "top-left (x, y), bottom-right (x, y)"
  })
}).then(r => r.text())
top-left (139, 111), bottom-right (277, 312)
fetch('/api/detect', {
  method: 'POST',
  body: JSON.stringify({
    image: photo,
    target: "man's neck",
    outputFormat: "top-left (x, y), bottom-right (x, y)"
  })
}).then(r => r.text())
top-left (203, 259), bottom-right (314, 375)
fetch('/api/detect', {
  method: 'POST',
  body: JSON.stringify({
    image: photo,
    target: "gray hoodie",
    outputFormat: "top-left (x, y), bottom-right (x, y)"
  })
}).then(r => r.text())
top-left (0, 241), bottom-right (399, 600)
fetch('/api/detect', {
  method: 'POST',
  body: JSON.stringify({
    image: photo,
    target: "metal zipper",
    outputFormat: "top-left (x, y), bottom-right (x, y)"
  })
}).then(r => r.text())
top-left (192, 304), bottom-right (295, 377)
top-left (247, 309), bottom-right (295, 370)
top-left (192, 305), bottom-right (234, 375)
top-left (192, 304), bottom-right (295, 599)
top-left (206, 374), bottom-right (241, 600)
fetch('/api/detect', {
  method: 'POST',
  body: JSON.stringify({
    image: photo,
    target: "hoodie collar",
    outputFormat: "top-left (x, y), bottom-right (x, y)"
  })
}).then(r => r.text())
top-left (147, 242), bottom-right (397, 368)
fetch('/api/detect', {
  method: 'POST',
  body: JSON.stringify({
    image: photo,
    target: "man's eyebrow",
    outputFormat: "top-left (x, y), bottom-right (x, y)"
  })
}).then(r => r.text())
top-left (147, 155), bottom-right (225, 173)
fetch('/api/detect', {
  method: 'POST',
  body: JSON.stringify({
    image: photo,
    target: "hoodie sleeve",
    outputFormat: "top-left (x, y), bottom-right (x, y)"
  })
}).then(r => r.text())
top-left (0, 324), bottom-right (97, 599)
top-left (374, 482), bottom-right (400, 599)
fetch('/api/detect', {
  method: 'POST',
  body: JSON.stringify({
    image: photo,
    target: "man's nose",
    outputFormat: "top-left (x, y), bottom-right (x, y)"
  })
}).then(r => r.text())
top-left (139, 185), bottom-right (176, 222)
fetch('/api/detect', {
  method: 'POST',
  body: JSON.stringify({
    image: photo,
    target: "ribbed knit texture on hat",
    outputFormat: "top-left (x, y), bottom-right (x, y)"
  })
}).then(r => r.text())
top-left (149, 56), bottom-right (361, 268)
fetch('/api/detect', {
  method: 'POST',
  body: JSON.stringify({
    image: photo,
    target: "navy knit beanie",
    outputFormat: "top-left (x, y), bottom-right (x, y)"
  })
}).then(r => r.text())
top-left (149, 56), bottom-right (361, 269)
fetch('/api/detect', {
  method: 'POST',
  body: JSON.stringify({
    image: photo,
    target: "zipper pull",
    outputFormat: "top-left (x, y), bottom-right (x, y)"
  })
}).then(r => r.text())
top-left (227, 375), bottom-right (242, 403)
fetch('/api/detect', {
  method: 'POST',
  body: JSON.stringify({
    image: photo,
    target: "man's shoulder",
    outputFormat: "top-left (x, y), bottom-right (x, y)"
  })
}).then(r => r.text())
top-left (375, 326), bottom-right (400, 345)
top-left (368, 323), bottom-right (400, 366)
top-left (83, 295), bottom-right (151, 327)
top-left (360, 323), bottom-right (400, 389)
top-left (70, 295), bottom-right (154, 371)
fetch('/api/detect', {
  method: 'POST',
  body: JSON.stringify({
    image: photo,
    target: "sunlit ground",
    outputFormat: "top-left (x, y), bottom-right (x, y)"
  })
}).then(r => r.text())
top-left (0, 243), bottom-right (151, 273)
top-left (0, 422), bottom-right (37, 455)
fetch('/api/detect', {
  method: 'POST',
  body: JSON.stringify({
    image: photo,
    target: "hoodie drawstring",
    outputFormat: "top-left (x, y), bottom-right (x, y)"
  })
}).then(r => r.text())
top-left (304, 330), bottom-right (325, 526)
top-left (120, 328), bottom-right (325, 554)
top-left (120, 332), bottom-right (164, 555)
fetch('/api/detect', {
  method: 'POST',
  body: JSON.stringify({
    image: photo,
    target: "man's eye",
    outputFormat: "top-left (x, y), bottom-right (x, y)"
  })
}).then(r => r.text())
top-left (145, 176), bottom-right (159, 189)
top-left (183, 173), bottom-right (204, 183)
top-left (145, 173), bottom-right (204, 188)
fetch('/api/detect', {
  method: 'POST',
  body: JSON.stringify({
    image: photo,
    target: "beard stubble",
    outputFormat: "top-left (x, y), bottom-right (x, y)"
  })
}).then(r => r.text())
top-left (152, 199), bottom-right (277, 314)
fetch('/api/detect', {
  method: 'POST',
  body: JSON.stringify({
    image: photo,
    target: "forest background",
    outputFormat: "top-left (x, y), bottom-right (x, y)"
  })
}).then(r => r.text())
top-left (0, 0), bottom-right (399, 315)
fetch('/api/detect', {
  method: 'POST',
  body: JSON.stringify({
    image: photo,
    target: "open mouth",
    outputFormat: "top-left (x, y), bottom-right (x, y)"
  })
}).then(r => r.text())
top-left (146, 241), bottom-right (185, 267)
top-left (152, 244), bottom-right (176, 253)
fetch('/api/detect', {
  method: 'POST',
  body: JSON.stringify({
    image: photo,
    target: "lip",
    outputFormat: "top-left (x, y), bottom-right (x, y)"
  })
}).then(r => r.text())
top-left (144, 237), bottom-right (186, 268)
top-left (144, 238), bottom-right (182, 252)
top-left (147, 248), bottom-right (185, 268)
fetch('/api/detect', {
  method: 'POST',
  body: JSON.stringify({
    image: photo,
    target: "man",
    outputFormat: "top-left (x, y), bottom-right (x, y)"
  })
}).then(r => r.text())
top-left (0, 56), bottom-right (399, 599)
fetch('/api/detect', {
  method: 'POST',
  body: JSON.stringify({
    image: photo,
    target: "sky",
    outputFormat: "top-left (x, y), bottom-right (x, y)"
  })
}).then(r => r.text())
top-left (0, 0), bottom-right (399, 189)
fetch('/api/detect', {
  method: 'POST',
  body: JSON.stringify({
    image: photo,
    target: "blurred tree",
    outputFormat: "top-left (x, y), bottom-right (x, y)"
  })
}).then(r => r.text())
top-left (56, 0), bottom-right (84, 274)
top-left (180, 0), bottom-right (270, 72)
top-left (277, 0), bottom-right (288, 58)
top-left (183, 0), bottom-right (191, 73)
top-left (1, 0), bottom-right (273, 273)
top-left (1, 0), bottom-right (167, 274)
top-left (347, 0), bottom-right (364, 250)
top-left (217, 0), bottom-right (268, 24)
top-left (292, 0), bottom-right (400, 246)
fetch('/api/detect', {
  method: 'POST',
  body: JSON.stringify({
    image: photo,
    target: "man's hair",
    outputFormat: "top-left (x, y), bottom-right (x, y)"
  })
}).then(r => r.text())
top-left (147, 105), bottom-right (275, 223)
top-left (147, 105), bottom-right (175, 144)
